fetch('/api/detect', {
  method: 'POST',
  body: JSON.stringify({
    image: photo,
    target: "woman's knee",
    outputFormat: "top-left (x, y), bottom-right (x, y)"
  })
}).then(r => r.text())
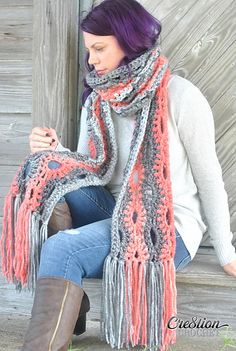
top-left (38, 232), bottom-right (83, 283)
top-left (41, 232), bottom-right (61, 253)
top-left (40, 232), bottom-right (72, 266)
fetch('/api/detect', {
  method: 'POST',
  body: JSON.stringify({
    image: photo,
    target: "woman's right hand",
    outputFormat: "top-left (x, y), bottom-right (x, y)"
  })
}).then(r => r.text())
top-left (29, 127), bottom-right (59, 153)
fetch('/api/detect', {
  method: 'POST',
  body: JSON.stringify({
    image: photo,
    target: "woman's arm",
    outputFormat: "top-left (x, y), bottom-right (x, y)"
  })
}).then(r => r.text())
top-left (55, 102), bottom-right (90, 154)
top-left (176, 80), bottom-right (236, 275)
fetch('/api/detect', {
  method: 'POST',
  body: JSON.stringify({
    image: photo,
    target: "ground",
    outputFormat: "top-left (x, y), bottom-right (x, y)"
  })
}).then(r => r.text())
top-left (0, 313), bottom-right (235, 351)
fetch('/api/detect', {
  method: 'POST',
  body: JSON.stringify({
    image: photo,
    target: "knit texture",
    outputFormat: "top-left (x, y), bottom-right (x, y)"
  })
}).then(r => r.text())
top-left (1, 45), bottom-right (176, 350)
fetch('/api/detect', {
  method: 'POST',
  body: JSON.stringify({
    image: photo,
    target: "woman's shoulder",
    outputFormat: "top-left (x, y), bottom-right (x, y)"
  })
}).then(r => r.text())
top-left (168, 74), bottom-right (201, 97)
top-left (168, 74), bottom-right (208, 107)
top-left (167, 74), bottom-right (213, 127)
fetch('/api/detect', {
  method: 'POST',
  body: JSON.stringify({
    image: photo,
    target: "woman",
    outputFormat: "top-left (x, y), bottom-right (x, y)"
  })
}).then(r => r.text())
top-left (19, 0), bottom-right (236, 349)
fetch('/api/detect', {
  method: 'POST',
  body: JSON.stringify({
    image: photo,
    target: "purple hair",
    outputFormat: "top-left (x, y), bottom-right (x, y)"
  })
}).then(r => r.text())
top-left (80, 0), bottom-right (162, 104)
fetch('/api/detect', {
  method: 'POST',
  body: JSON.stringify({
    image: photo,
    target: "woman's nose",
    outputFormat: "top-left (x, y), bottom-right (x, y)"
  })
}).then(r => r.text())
top-left (88, 52), bottom-right (99, 66)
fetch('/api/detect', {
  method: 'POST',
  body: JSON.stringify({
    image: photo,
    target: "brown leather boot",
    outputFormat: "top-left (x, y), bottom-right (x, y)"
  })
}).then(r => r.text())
top-left (47, 201), bottom-right (90, 336)
top-left (21, 278), bottom-right (85, 351)
top-left (48, 201), bottom-right (73, 237)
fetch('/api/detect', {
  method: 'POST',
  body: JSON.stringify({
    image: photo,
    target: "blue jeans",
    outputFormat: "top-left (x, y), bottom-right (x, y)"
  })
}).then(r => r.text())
top-left (38, 185), bottom-right (191, 287)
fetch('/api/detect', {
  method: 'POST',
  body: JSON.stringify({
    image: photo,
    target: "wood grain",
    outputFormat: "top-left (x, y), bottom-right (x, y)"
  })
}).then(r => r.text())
top-left (172, 1), bottom-right (236, 84)
top-left (0, 1), bottom-right (32, 5)
top-left (0, 61), bottom-right (32, 113)
top-left (0, 5), bottom-right (32, 60)
top-left (147, 0), bottom-right (197, 43)
top-left (0, 114), bottom-right (31, 216)
top-left (161, 0), bottom-right (230, 59)
top-left (0, 114), bottom-right (31, 164)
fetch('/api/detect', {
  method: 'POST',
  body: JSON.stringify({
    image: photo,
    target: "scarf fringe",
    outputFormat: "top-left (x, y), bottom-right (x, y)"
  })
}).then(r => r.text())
top-left (27, 215), bottom-right (46, 291)
top-left (101, 256), bottom-right (176, 350)
top-left (1, 192), bottom-right (16, 281)
top-left (1, 191), bottom-right (48, 291)
top-left (162, 259), bottom-right (177, 348)
top-left (13, 203), bottom-right (30, 286)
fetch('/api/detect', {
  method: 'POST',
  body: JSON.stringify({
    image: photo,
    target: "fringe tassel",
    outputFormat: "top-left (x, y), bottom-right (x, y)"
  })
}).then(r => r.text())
top-left (125, 260), bottom-right (148, 347)
top-left (0, 192), bottom-right (16, 281)
top-left (13, 194), bottom-right (22, 230)
top-left (161, 258), bottom-right (177, 349)
top-left (147, 261), bottom-right (164, 350)
top-left (13, 203), bottom-right (31, 286)
top-left (101, 256), bottom-right (126, 348)
top-left (1, 191), bottom-right (47, 291)
top-left (27, 214), bottom-right (44, 291)
top-left (101, 256), bottom-right (176, 350)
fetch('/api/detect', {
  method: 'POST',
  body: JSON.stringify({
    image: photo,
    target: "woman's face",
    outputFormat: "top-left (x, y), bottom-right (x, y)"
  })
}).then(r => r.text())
top-left (83, 32), bottom-right (126, 76)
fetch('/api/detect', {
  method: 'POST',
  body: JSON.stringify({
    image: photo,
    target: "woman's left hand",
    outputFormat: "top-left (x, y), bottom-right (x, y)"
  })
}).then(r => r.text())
top-left (223, 259), bottom-right (236, 277)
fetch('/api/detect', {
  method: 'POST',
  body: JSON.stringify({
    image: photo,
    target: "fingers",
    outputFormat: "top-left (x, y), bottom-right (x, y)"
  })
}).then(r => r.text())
top-left (29, 135), bottom-right (53, 144)
top-left (29, 127), bottom-right (59, 153)
top-left (30, 141), bottom-right (53, 148)
top-left (30, 145), bottom-right (56, 154)
top-left (223, 260), bottom-right (236, 277)
top-left (31, 127), bottom-right (48, 136)
top-left (48, 128), bottom-right (58, 139)
top-left (48, 128), bottom-right (59, 147)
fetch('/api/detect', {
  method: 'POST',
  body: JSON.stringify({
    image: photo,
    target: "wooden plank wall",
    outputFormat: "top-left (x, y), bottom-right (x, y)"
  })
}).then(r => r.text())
top-left (140, 0), bottom-right (236, 244)
top-left (0, 1), bottom-right (32, 226)
top-left (0, 0), bottom-right (236, 247)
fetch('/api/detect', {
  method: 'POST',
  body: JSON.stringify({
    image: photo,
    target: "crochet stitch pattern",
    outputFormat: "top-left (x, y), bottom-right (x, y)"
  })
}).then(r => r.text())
top-left (1, 45), bottom-right (176, 351)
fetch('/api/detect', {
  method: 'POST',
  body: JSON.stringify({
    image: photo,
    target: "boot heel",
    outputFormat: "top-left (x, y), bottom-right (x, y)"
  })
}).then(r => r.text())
top-left (73, 313), bottom-right (87, 335)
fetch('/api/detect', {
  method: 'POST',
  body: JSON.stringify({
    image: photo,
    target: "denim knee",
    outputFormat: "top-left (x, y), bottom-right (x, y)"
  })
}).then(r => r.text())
top-left (38, 234), bottom-right (66, 276)
top-left (38, 232), bottom-right (83, 286)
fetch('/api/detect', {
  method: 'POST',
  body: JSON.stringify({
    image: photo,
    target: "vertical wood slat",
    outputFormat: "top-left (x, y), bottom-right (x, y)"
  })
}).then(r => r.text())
top-left (32, 0), bottom-right (79, 150)
top-left (77, 0), bottom-right (94, 138)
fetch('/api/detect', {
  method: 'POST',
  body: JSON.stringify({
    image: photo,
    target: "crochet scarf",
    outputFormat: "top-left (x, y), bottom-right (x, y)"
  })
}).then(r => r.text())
top-left (1, 45), bottom-right (176, 350)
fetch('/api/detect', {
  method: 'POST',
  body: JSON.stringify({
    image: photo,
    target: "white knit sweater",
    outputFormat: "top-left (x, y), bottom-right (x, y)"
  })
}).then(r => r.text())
top-left (56, 74), bottom-right (236, 266)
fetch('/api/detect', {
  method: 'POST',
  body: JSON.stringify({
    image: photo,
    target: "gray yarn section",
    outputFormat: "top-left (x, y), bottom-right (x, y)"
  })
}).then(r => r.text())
top-left (140, 97), bottom-right (164, 262)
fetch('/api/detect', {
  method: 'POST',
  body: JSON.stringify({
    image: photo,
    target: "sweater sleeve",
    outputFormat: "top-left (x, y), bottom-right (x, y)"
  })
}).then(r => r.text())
top-left (177, 81), bottom-right (236, 266)
top-left (55, 102), bottom-right (90, 155)
top-left (76, 104), bottom-right (90, 155)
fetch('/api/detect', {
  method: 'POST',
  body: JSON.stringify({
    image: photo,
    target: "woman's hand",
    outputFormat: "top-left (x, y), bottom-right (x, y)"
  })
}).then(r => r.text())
top-left (223, 259), bottom-right (236, 277)
top-left (29, 127), bottom-right (59, 153)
